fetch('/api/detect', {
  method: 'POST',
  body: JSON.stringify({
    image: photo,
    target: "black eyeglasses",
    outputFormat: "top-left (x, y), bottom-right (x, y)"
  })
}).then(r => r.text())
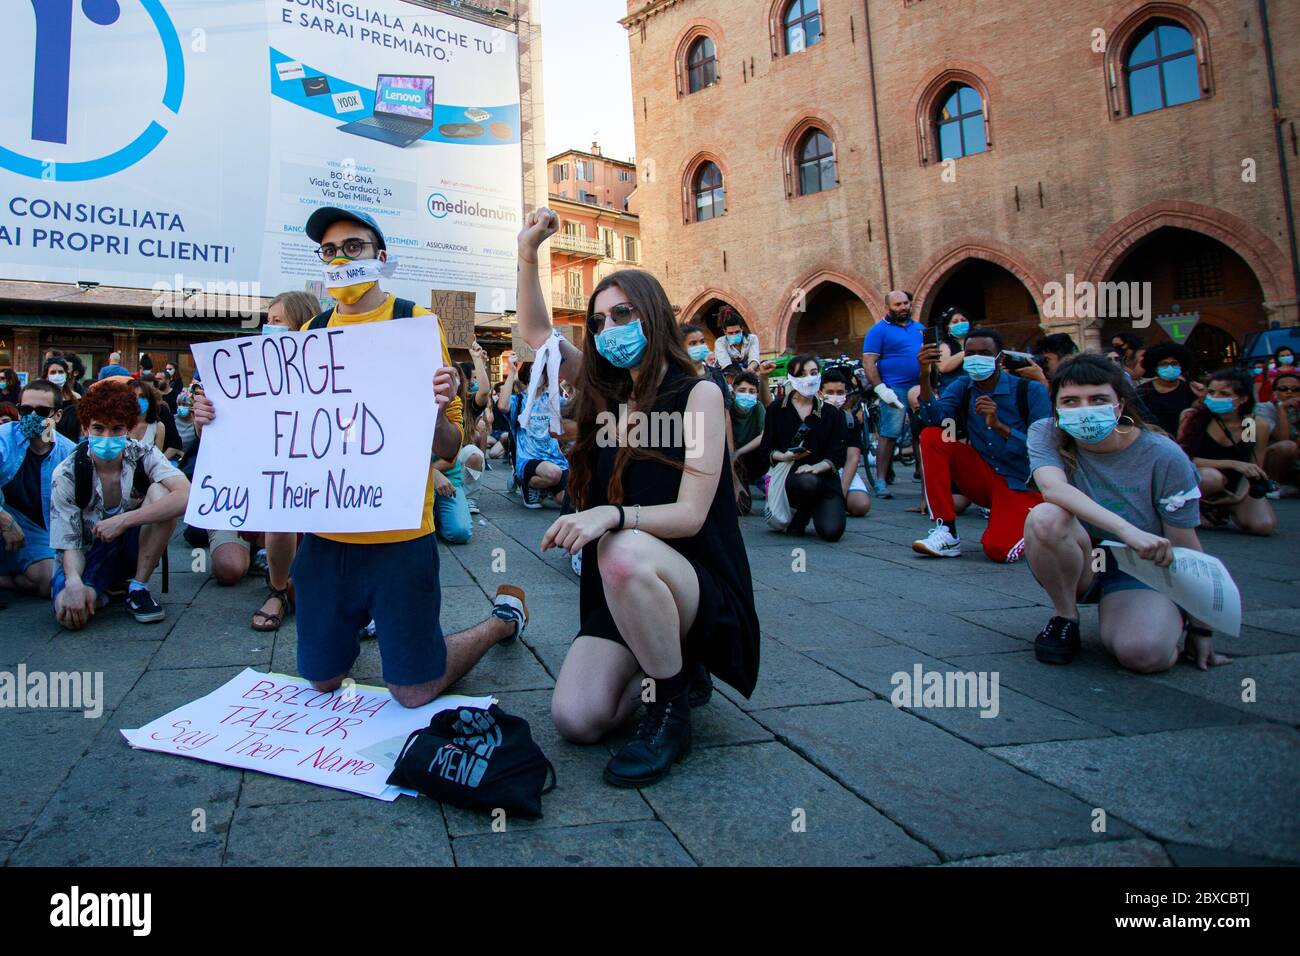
top-left (315, 238), bottom-right (377, 262)
top-left (17, 404), bottom-right (56, 418)
top-left (587, 302), bottom-right (639, 335)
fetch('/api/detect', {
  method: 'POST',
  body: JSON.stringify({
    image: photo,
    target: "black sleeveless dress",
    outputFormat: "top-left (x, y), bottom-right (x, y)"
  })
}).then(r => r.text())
top-left (576, 366), bottom-right (761, 698)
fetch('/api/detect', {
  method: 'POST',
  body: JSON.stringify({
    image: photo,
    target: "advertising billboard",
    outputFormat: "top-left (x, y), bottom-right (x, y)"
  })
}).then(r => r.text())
top-left (0, 0), bottom-right (523, 310)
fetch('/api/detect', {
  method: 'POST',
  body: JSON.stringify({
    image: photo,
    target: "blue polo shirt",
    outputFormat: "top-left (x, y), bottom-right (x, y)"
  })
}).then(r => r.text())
top-left (918, 372), bottom-right (1053, 490)
top-left (862, 319), bottom-right (925, 391)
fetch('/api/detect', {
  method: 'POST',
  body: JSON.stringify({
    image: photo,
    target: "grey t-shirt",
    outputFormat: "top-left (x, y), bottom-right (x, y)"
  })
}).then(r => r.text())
top-left (1027, 419), bottom-right (1202, 538)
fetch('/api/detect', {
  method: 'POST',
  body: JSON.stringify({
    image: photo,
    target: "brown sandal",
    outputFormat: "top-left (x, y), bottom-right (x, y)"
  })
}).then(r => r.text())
top-left (251, 581), bottom-right (292, 632)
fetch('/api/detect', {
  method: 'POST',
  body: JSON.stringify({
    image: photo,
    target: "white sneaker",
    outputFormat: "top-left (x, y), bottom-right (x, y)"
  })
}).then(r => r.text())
top-left (913, 522), bottom-right (961, 558)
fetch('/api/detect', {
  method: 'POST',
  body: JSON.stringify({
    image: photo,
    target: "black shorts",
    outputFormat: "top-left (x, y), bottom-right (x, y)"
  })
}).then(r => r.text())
top-left (522, 458), bottom-right (568, 490)
top-left (578, 550), bottom-right (720, 658)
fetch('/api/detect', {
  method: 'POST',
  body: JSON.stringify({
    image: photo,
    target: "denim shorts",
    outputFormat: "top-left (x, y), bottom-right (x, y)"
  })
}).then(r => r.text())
top-left (0, 510), bottom-right (54, 577)
top-left (290, 533), bottom-right (445, 687)
top-left (1082, 547), bottom-right (1156, 603)
top-left (877, 400), bottom-right (908, 440)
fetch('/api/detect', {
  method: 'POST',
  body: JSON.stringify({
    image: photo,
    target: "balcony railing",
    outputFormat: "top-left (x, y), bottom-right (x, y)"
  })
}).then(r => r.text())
top-left (553, 290), bottom-right (587, 312)
top-left (553, 233), bottom-right (602, 256)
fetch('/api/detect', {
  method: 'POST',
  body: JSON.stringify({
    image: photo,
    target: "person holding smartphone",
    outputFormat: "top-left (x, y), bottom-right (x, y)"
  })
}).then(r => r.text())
top-left (913, 327), bottom-right (1052, 561)
top-left (760, 354), bottom-right (848, 541)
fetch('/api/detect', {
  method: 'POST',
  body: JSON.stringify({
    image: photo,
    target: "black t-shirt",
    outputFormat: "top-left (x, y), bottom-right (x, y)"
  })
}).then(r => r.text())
top-left (3, 446), bottom-right (51, 529)
top-left (759, 396), bottom-right (848, 470)
top-left (1137, 380), bottom-right (1195, 437)
top-left (158, 404), bottom-right (183, 454)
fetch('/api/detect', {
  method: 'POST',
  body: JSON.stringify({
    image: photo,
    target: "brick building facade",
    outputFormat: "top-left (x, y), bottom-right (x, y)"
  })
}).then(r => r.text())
top-left (621, 0), bottom-right (1300, 368)
top-left (544, 146), bottom-right (642, 344)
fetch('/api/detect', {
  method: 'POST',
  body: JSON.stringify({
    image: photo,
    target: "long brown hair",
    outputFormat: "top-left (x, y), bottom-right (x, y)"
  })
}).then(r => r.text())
top-left (567, 269), bottom-right (701, 510)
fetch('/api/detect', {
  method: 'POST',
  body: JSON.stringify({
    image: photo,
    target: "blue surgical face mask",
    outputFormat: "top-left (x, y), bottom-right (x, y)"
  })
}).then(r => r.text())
top-left (177, 406), bottom-right (192, 418)
top-left (728, 332), bottom-right (744, 345)
top-left (469, 380), bottom-right (479, 394)
top-left (948, 321), bottom-right (970, 338)
top-left (1156, 365), bottom-right (1181, 382)
top-left (19, 412), bottom-right (48, 441)
top-left (262, 323), bottom-right (290, 336)
top-left (734, 392), bottom-right (758, 411)
top-left (89, 435), bottom-right (129, 460)
top-left (688, 344), bottom-right (710, 363)
top-left (1205, 396), bottom-right (1236, 416)
top-left (137, 398), bottom-right (149, 415)
top-left (1279, 354), bottom-right (1295, 366)
top-left (963, 354), bottom-right (998, 382)
top-left (595, 319), bottom-right (648, 369)
top-left (1057, 403), bottom-right (1120, 444)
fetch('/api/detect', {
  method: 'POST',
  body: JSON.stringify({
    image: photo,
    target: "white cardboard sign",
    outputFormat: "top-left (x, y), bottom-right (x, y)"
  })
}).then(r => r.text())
top-left (121, 668), bottom-right (493, 801)
top-left (185, 315), bottom-right (442, 533)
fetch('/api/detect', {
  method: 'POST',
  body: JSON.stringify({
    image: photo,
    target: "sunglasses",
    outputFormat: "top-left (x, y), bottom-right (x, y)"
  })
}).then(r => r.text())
top-left (17, 404), bottom-right (56, 418)
top-left (587, 302), bottom-right (639, 335)
top-left (1274, 384), bottom-right (1300, 393)
top-left (315, 238), bottom-right (377, 262)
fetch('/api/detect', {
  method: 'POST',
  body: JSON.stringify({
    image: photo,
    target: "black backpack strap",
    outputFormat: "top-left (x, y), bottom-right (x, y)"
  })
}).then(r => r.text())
top-left (306, 308), bottom-right (334, 330)
top-left (1014, 376), bottom-right (1031, 432)
top-left (73, 441), bottom-right (92, 511)
top-left (305, 298), bottom-right (416, 329)
top-left (132, 451), bottom-right (153, 500)
top-left (952, 376), bottom-right (972, 435)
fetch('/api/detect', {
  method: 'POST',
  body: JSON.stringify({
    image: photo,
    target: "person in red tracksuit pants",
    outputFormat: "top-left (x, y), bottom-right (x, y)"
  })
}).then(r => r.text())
top-left (912, 327), bottom-right (1053, 562)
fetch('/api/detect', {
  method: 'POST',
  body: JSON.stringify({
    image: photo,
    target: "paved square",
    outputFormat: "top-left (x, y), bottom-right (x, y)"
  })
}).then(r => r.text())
top-left (1, 467), bottom-right (1296, 866)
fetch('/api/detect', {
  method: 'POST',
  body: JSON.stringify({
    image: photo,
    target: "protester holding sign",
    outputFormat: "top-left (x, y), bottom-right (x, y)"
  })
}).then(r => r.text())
top-left (1024, 354), bottom-right (1230, 672)
top-left (48, 380), bottom-right (190, 629)
top-left (191, 207), bottom-right (529, 707)
top-left (516, 207), bottom-right (760, 789)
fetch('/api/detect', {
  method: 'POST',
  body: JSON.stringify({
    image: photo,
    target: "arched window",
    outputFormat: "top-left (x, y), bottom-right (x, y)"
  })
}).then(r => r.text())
top-left (1126, 20), bottom-right (1200, 115)
top-left (783, 0), bottom-right (822, 54)
top-left (694, 162), bottom-right (725, 221)
top-left (687, 37), bottom-right (718, 93)
top-left (797, 129), bottom-right (836, 195)
top-left (937, 84), bottom-right (987, 160)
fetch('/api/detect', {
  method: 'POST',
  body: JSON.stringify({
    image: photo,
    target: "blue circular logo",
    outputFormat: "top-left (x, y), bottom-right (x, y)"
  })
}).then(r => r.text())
top-left (427, 193), bottom-right (449, 219)
top-left (0, 0), bottom-right (185, 181)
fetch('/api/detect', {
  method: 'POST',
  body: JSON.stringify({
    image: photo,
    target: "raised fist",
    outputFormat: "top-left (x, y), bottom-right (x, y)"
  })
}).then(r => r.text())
top-left (518, 207), bottom-right (559, 259)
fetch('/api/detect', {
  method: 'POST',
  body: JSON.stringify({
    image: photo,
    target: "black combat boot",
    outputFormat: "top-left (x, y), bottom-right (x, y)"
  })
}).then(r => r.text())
top-left (604, 685), bottom-right (692, 788)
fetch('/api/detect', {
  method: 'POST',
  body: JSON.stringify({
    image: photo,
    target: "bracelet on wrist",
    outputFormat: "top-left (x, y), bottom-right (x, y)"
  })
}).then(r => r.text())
top-left (613, 504), bottom-right (625, 531)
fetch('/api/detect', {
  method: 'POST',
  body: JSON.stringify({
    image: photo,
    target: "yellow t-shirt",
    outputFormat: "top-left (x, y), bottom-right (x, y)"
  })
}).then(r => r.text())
top-left (316, 295), bottom-right (462, 545)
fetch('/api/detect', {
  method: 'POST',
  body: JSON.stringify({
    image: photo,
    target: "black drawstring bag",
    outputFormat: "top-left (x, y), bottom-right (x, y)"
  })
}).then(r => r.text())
top-left (387, 704), bottom-right (556, 819)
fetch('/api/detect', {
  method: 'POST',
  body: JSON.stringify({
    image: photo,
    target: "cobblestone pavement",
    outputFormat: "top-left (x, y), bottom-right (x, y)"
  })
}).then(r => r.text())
top-left (2, 464), bottom-right (1296, 866)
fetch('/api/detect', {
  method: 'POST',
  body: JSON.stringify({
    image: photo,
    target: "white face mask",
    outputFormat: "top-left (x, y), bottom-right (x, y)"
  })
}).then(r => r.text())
top-left (822, 393), bottom-right (847, 408)
top-left (788, 374), bottom-right (822, 397)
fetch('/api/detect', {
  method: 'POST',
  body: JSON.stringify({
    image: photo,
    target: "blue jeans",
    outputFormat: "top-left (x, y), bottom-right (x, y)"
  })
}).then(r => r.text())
top-left (434, 486), bottom-right (473, 545)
